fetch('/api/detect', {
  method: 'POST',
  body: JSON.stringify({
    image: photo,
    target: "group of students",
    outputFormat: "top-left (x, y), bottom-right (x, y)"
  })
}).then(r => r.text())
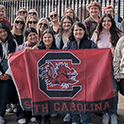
top-left (0, 1), bottom-right (124, 124)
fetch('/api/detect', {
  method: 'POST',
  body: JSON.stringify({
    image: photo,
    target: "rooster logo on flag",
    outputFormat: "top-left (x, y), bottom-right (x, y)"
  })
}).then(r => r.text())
top-left (39, 62), bottom-right (78, 89)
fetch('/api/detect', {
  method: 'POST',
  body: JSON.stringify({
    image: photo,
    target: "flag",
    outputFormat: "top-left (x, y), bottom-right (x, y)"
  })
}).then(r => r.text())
top-left (9, 49), bottom-right (113, 115)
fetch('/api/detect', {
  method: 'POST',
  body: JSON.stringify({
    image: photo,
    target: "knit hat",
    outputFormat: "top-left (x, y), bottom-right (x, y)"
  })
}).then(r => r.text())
top-left (103, 5), bottom-right (115, 14)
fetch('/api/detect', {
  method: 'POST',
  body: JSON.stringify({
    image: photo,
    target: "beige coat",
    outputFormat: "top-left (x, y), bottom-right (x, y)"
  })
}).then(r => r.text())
top-left (113, 36), bottom-right (124, 79)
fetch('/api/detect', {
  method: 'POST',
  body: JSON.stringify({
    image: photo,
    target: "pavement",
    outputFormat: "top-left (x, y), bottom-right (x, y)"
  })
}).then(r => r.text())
top-left (4, 93), bottom-right (124, 124)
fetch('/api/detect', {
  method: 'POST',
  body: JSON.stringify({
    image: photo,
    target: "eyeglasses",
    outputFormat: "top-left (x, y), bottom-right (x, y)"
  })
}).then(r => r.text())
top-left (28, 21), bottom-right (37, 24)
top-left (19, 11), bottom-right (26, 14)
top-left (15, 20), bottom-right (25, 25)
top-left (28, 12), bottom-right (37, 15)
top-left (39, 23), bottom-right (48, 27)
top-left (50, 14), bottom-right (57, 18)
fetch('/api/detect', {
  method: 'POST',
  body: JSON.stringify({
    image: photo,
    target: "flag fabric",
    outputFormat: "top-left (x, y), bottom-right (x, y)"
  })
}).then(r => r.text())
top-left (9, 49), bottom-right (113, 115)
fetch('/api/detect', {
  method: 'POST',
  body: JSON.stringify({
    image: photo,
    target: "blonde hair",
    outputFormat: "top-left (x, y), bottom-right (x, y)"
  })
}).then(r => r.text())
top-left (25, 16), bottom-right (38, 29)
top-left (0, 5), bottom-right (5, 10)
top-left (36, 18), bottom-right (49, 40)
top-left (11, 16), bottom-right (26, 35)
top-left (88, 1), bottom-right (101, 11)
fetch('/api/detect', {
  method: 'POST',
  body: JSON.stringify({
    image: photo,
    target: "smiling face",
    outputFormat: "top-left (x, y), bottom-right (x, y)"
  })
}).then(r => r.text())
top-left (0, 28), bottom-right (8, 42)
top-left (38, 19), bottom-right (48, 33)
top-left (18, 9), bottom-right (27, 18)
top-left (15, 17), bottom-right (24, 30)
top-left (89, 5), bottom-right (100, 17)
top-left (28, 9), bottom-right (37, 18)
top-left (43, 33), bottom-right (53, 49)
top-left (49, 11), bottom-right (58, 23)
top-left (62, 18), bottom-right (72, 31)
top-left (102, 16), bottom-right (112, 30)
top-left (73, 25), bottom-right (85, 42)
top-left (27, 32), bottom-right (38, 44)
top-left (28, 18), bottom-right (37, 28)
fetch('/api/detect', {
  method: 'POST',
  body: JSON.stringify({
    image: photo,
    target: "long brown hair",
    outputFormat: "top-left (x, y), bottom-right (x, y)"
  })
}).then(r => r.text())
top-left (95, 14), bottom-right (123, 46)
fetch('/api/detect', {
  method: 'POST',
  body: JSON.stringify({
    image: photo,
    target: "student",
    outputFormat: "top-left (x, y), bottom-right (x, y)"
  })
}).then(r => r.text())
top-left (91, 14), bottom-right (123, 124)
top-left (35, 29), bottom-right (57, 124)
top-left (49, 11), bottom-right (59, 36)
top-left (113, 36), bottom-right (124, 95)
top-left (37, 18), bottom-right (49, 41)
top-left (28, 9), bottom-right (39, 20)
top-left (0, 23), bottom-right (18, 124)
top-left (83, 1), bottom-right (101, 38)
top-left (16, 8), bottom-right (28, 21)
top-left (16, 27), bottom-right (39, 124)
top-left (63, 22), bottom-right (97, 124)
top-left (0, 5), bottom-right (12, 30)
top-left (26, 16), bottom-right (38, 29)
top-left (103, 5), bottom-right (123, 31)
top-left (63, 8), bottom-right (77, 22)
top-left (55, 15), bottom-right (74, 49)
top-left (11, 16), bottom-right (25, 45)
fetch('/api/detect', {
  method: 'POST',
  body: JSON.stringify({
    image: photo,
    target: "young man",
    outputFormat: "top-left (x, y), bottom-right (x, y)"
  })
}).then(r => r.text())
top-left (103, 5), bottom-right (123, 31)
top-left (0, 5), bottom-right (12, 30)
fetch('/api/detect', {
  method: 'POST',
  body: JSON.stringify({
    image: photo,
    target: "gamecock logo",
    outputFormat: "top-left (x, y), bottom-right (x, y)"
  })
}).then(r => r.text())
top-left (39, 62), bottom-right (78, 89)
top-left (38, 52), bottom-right (81, 98)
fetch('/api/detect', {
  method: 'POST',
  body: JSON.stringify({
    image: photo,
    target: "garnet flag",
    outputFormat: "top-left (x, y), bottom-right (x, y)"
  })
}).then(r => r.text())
top-left (9, 49), bottom-right (113, 115)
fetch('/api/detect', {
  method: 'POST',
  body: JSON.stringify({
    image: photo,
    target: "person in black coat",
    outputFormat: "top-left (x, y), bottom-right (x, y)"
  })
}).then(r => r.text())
top-left (0, 23), bottom-right (18, 124)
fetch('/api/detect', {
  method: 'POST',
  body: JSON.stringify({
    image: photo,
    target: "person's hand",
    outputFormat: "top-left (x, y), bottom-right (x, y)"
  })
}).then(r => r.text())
top-left (0, 75), bottom-right (4, 80)
top-left (116, 78), bottom-right (120, 82)
top-left (1, 74), bottom-right (11, 80)
top-left (25, 47), bottom-right (33, 50)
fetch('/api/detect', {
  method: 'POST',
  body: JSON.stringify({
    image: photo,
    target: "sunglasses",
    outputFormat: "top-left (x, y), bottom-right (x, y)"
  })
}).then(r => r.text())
top-left (39, 23), bottom-right (48, 27)
top-left (28, 21), bottom-right (37, 24)
top-left (50, 14), bottom-right (57, 18)
top-left (28, 12), bottom-right (37, 15)
top-left (19, 11), bottom-right (26, 14)
top-left (15, 20), bottom-right (25, 25)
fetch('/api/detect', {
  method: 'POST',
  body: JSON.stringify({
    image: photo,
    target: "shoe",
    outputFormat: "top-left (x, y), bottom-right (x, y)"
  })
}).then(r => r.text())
top-left (102, 113), bottom-right (110, 124)
top-left (51, 114), bottom-right (58, 117)
top-left (12, 104), bottom-right (18, 113)
top-left (63, 113), bottom-right (70, 122)
top-left (30, 117), bottom-right (36, 122)
top-left (6, 104), bottom-right (13, 113)
top-left (0, 116), bottom-right (5, 124)
top-left (18, 118), bottom-right (26, 124)
top-left (111, 114), bottom-right (118, 124)
top-left (35, 120), bottom-right (41, 124)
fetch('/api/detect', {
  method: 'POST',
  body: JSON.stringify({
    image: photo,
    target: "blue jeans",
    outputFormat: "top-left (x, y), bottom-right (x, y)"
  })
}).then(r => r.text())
top-left (71, 112), bottom-right (92, 124)
top-left (104, 68), bottom-right (119, 115)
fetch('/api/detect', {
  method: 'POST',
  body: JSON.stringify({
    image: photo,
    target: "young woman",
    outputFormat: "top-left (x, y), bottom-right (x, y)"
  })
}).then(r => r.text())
top-left (55, 15), bottom-right (74, 49)
top-left (16, 27), bottom-right (39, 124)
top-left (49, 11), bottom-right (59, 36)
top-left (91, 14), bottom-right (124, 124)
top-left (16, 8), bottom-right (28, 21)
top-left (11, 16), bottom-right (25, 45)
top-left (34, 29), bottom-right (57, 124)
top-left (37, 18), bottom-right (49, 42)
top-left (63, 8), bottom-right (77, 22)
top-left (63, 22), bottom-right (97, 124)
top-left (28, 9), bottom-right (38, 19)
top-left (26, 16), bottom-right (38, 29)
top-left (83, 1), bottom-right (101, 38)
top-left (0, 23), bottom-right (18, 124)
